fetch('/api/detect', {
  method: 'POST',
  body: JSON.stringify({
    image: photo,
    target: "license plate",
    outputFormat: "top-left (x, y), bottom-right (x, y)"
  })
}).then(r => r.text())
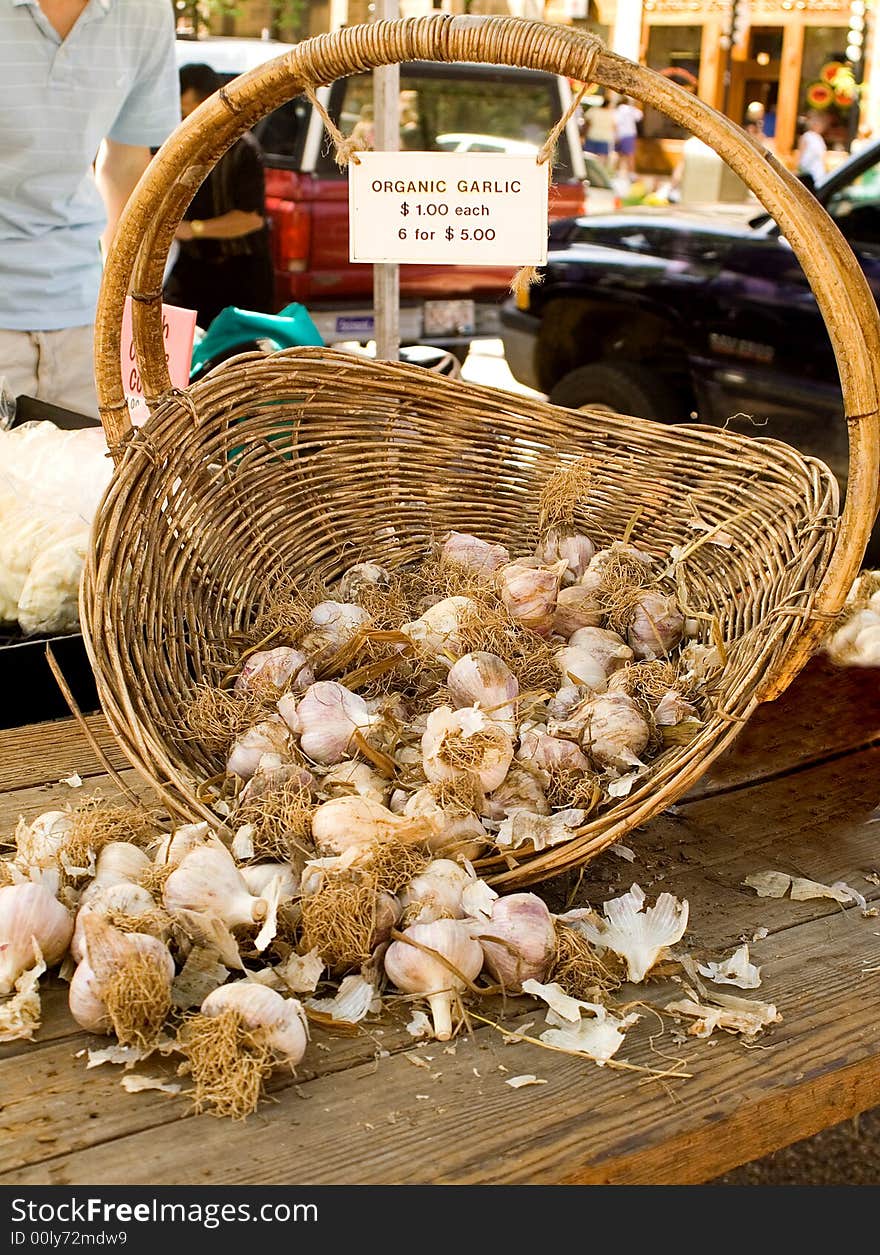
top-left (423, 299), bottom-right (475, 337)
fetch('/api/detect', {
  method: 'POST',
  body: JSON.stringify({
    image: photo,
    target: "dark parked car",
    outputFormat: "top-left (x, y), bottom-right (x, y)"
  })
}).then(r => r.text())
top-left (501, 140), bottom-right (880, 498)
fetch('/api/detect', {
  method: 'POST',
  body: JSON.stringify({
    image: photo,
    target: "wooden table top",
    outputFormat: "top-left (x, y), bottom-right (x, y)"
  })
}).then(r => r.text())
top-left (1, 656), bottom-right (878, 1186)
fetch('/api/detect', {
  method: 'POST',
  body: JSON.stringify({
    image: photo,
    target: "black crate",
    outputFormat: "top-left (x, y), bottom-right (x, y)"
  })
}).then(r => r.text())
top-left (0, 628), bottom-right (99, 729)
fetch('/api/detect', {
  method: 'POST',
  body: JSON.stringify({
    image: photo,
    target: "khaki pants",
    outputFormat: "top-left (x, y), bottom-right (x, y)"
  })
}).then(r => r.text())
top-left (0, 325), bottom-right (100, 419)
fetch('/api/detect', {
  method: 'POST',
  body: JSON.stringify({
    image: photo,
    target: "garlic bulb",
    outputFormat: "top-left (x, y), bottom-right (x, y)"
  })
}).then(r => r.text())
top-left (85, 842), bottom-right (151, 894)
top-left (441, 532), bottom-right (510, 575)
top-left (476, 893), bottom-right (556, 991)
top-left (68, 915), bottom-right (175, 1037)
top-left (402, 788), bottom-right (487, 859)
top-left (200, 981), bottom-right (308, 1067)
top-left (627, 591), bottom-right (684, 660)
top-left (399, 859), bottom-right (473, 924)
top-left (239, 755), bottom-right (315, 805)
top-left (484, 763), bottom-right (550, 820)
top-left (226, 716), bottom-right (293, 781)
top-left (497, 558), bottom-right (568, 636)
top-left (14, 810), bottom-right (74, 871)
top-left (71, 882), bottom-right (165, 963)
top-left (300, 601), bottom-right (370, 667)
top-left (383, 919), bottom-right (483, 1040)
top-left (545, 685), bottom-right (590, 721)
top-left (401, 596), bottom-right (476, 664)
top-left (339, 562), bottom-right (390, 603)
top-left (567, 627), bottom-right (634, 675)
top-left (311, 795), bottom-right (433, 855)
top-left (235, 647), bottom-right (314, 695)
top-left (516, 727), bottom-right (593, 776)
top-left (535, 529), bottom-right (595, 582)
top-left (553, 584), bottom-right (605, 637)
top-left (446, 651), bottom-right (518, 737)
top-left (287, 681), bottom-right (381, 766)
top-left (240, 863), bottom-right (300, 899)
top-left (149, 822), bottom-right (212, 868)
top-left (321, 760), bottom-right (390, 805)
top-left (588, 542), bottom-right (654, 576)
top-left (553, 646), bottom-right (608, 693)
top-left (163, 843), bottom-right (268, 929)
top-left (0, 882), bottom-right (73, 994)
top-left (578, 692), bottom-right (650, 772)
top-left (422, 706), bottom-right (514, 794)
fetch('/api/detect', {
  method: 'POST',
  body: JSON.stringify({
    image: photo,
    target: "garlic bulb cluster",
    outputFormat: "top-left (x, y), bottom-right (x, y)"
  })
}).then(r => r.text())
top-left (401, 596), bottom-right (476, 663)
top-left (535, 529), bottom-right (595, 582)
top-left (163, 843), bottom-right (269, 929)
top-left (226, 716), bottom-right (293, 781)
top-left (627, 592), bottom-right (684, 660)
top-left (824, 575), bottom-right (880, 667)
top-left (475, 893), bottom-right (556, 991)
top-left (299, 601), bottom-right (371, 667)
top-left (14, 810), bottom-right (74, 872)
top-left (339, 562), bottom-right (390, 603)
top-left (446, 651), bottom-right (518, 737)
top-left (497, 559), bottom-right (568, 636)
top-left (68, 915), bottom-right (175, 1039)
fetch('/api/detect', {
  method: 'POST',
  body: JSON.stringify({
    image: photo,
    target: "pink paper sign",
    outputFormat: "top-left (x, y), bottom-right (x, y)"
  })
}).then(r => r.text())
top-left (121, 297), bottom-right (198, 421)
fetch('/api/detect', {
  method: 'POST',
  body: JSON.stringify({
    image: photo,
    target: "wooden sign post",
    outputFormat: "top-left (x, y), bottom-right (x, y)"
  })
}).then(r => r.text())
top-left (373, 0), bottom-right (400, 362)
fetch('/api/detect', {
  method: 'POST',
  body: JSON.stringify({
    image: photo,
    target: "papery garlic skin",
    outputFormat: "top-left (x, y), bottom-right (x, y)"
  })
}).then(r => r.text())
top-left (201, 981), bottom-right (309, 1066)
top-left (14, 811), bottom-right (74, 871)
top-left (163, 844), bottom-right (268, 929)
top-left (536, 530), bottom-right (595, 583)
top-left (400, 859), bottom-right (472, 924)
top-left (239, 755), bottom-right (315, 805)
top-left (587, 543), bottom-right (654, 576)
top-left (446, 652), bottom-right (518, 737)
top-left (545, 685), bottom-right (590, 721)
top-left (442, 532), bottom-right (509, 575)
top-left (401, 596), bottom-right (476, 664)
top-left (566, 883), bottom-right (689, 983)
top-left (290, 682), bottom-right (381, 767)
top-left (476, 893), bottom-right (556, 992)
top-left (0, 882), bottom-right (73, 994)
top-left (567, 627), bottom-right (634, 676)
top-left (383, 918), bottom-right (483, 1040)
top-left (226, 717), bottom-right (293, 781)
top-left (627, 592), bottom-right (684, 660)
top-left (421, 706), bottom-right (514, 794)
top-left (339, 562), bottom-right (390, 603)
top-left (497, 559), bottom-right (567, 636)
top-left (654, 690), bottom-right (699, 726)
top-left (234, 647), bottom-right (314, 695)
top-left (496, 808), bottom-right (587, 852)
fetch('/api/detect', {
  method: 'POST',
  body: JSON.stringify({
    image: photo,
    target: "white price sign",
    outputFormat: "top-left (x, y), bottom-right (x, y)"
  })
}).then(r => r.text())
top-left (349, 152), bottom-right (549, 266)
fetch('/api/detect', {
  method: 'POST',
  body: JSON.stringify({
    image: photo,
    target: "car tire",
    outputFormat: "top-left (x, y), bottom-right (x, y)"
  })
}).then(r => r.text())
top-left (549, 361), bottom-right (682, 423)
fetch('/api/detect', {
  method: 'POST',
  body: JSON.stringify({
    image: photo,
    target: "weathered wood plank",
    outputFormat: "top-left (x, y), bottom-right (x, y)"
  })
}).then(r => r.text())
top-left (0, 715), bottom-right (130, 795)
top-left (0, 771), bottom-right (155, 850)
top-left (5, 907), bottom-right (878, 1185)
top-left (689, 656), bottom-right (880, 798)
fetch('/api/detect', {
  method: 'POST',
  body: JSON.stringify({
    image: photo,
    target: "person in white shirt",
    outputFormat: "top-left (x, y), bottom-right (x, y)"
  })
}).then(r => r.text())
top-left (797, 111), bottom-right (828, 191)
top-left (614, 96), bottom-right (643, 178)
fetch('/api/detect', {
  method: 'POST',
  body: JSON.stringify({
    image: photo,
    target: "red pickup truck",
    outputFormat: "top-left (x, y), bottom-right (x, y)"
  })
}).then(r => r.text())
top-left (175, 39), bottom-right (590, 354)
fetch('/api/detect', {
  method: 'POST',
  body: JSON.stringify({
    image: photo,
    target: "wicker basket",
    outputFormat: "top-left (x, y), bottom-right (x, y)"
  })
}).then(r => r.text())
top-left (81, 15), bottom-right (880, 889)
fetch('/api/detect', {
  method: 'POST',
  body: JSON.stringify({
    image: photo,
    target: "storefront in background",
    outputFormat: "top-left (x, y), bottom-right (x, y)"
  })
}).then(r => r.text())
top-left (638, 0), bottom-right (871, 172)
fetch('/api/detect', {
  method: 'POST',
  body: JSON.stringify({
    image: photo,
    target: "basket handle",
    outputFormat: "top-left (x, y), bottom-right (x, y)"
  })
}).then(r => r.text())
top-left (95, 13), bottom-right (880, 690)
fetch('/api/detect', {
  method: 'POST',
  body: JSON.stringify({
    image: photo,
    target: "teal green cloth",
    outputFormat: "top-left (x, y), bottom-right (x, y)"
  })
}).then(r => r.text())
top-left (189, 301), bottom-right (323, 378)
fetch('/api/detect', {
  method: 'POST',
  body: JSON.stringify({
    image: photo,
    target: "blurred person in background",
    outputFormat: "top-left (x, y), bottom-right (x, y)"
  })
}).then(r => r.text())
top-left (0, 0), bottom-right (179, 417)
top-left (797, 111), bottom-right (829, 192)
top-left (614, 96), bottom-right (643, 180)
top-left (164, 63), bottom-right (275, 330)
top-left (583, 93), bottom-right (615, 169)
